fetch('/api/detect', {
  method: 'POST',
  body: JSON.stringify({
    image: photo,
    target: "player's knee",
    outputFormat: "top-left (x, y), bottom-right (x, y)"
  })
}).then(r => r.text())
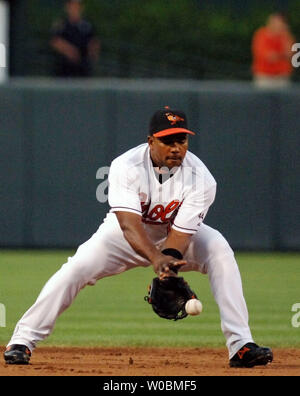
top-left (65, 256), bottom-right (98, 284)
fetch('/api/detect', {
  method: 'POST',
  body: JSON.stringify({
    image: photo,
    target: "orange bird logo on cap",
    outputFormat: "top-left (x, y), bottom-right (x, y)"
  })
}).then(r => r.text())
top-left (165, 112), bottom-right (185, 125)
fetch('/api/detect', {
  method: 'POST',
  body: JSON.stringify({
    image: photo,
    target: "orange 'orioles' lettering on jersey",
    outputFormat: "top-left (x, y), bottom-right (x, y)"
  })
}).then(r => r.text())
top-left (141, 200), bottom-right (182, 224)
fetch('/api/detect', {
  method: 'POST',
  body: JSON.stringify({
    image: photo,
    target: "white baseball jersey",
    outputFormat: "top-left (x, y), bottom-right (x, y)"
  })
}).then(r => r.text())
top-left (8, 144), bottom-right (254, 360)
top-left (108, 143), bottom-right (216, 239)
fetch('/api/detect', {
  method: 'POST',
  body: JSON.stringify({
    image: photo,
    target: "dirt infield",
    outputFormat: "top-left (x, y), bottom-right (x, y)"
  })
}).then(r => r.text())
top-left (0, 346), bottom-right (299, 376)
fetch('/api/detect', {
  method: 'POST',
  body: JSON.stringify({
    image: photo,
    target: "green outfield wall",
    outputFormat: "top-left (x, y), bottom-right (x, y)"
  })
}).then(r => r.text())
top-left (1, 78), bottom-right (299, 250)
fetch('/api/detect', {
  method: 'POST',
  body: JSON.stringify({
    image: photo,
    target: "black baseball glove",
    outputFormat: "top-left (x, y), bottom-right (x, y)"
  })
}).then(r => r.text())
top-left (144, 276), bottom-right (197, 321)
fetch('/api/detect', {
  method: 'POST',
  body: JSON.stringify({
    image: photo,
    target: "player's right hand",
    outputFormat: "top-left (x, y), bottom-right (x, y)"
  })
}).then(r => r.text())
top-left (152, 254), bottom-right (187, 280)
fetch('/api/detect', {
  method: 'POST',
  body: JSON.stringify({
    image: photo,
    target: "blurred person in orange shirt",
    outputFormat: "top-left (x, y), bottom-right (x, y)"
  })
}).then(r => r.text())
top-left (251, 13), bottom-right (295, 88)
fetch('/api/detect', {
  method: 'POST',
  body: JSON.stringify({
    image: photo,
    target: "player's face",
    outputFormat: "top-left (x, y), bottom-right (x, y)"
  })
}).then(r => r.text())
top-left (148, 133), bottom-right (188, 169)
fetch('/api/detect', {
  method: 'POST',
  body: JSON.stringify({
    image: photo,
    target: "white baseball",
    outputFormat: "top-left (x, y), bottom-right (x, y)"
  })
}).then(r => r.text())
top-left (185, 299), bottom-right (203, 315)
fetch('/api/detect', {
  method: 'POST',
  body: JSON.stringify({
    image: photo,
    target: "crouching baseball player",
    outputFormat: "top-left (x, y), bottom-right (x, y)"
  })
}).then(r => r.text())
top-left (4, 107), bottom-right (273, 368)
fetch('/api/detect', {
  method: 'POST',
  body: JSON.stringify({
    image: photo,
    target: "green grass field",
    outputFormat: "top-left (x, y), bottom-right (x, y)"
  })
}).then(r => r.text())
top-left (0, 250), bottom-right (300, 349)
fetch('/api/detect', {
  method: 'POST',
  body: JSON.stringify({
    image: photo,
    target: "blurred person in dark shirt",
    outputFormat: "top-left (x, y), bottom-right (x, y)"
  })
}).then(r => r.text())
top-left (50, 0), bottom-right (100, 77)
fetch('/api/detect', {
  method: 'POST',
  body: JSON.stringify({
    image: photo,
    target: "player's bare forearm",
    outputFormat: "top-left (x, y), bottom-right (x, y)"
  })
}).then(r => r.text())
top-left (115, 212), bottom-right (186, 276)
top-left (161, 228), bottom-right (192, 256)
top-left (115, 212), bottom-right (160, 260)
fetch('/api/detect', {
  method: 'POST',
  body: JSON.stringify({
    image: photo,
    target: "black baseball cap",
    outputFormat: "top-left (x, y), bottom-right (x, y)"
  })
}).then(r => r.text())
top-left (149, 106), bottom-right (195, 138)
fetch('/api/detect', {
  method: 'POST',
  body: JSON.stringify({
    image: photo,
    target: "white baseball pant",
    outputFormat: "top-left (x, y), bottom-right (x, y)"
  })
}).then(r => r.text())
top-left (7, 213), bottom-right (253, 358)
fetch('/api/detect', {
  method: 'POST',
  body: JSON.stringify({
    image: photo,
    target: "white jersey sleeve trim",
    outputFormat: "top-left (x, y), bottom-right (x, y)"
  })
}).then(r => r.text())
top-left (110, 207), bottom-right (142, 216)
top-left (171, 223), bottom-right (197, 234)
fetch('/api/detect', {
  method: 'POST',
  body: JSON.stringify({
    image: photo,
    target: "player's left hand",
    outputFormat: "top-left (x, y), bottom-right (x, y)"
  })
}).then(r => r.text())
top-left (144, 276), bottom-right (198, 320)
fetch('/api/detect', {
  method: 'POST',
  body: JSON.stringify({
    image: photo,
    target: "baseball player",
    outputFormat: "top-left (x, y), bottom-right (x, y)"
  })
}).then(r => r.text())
top-left (4, 107), bottom-right (273, 368)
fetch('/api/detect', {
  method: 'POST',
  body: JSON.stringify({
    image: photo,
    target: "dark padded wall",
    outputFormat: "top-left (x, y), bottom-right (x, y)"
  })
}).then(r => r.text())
top-left (277, 92), bottom-right (300, 249)
top-left (194, 91), bottom-right (274, 249)
top-left (0, 88), bottom-right (25, 245)
top-left (1, 79), bottom-right (299, 249)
